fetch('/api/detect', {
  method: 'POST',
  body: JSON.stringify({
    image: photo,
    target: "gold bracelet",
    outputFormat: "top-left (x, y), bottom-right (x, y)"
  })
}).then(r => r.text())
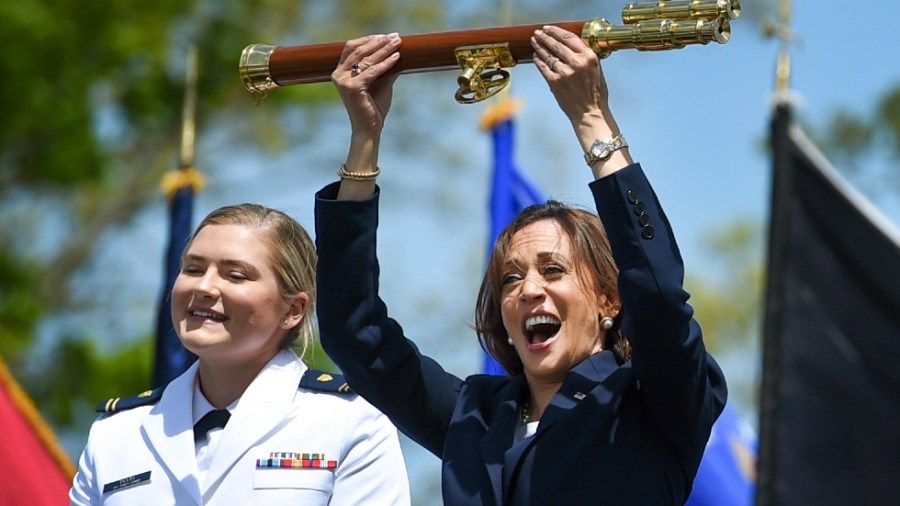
top-left (337, 164), bottom-right (380, 181)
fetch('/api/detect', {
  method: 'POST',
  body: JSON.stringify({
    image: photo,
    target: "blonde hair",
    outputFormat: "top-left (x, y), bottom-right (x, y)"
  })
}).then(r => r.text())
top-left (186, 204), bottom-right (317, 357)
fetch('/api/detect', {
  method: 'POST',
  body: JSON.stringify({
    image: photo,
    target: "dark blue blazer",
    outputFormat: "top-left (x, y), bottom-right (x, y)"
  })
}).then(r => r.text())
top-left (315, 164), bottom-right (727, 505)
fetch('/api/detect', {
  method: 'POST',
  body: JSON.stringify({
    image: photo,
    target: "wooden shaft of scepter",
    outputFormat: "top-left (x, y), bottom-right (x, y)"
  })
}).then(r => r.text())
top-left (267, 20), bottom-right (586, 86)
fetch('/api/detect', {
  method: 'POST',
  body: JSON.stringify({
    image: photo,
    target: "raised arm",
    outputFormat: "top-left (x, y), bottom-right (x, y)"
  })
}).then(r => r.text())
top-left (531, 25), bottom-right (632, 180)
top-left (330, 33), bottom-right (401, 201)
top-left (316, 34), bottom-right (464, 457)
top-left (533, 25), bottom-right (726, 466)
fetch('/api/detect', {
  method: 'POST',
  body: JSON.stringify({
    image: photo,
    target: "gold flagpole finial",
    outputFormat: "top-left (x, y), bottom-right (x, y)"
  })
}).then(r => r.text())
top-left (764, 0), bottom-right (796, 104)
top-left (180, 45), bottom-right (198, 170)
top-left (774, 0), bottom-right (792, 95)
top-left (162, 45), bottom-right (205, 198)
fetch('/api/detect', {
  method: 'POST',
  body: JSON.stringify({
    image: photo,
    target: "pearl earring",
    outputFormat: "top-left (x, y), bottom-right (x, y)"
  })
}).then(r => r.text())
top-left (600, 316), bottom-right (614, 330)
top-left (507, 337), bottom-right (514, 346)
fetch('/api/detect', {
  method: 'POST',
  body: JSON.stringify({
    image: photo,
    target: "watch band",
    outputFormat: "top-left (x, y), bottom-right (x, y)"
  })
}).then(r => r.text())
top-left (584, 134), bottom-right (628, 166)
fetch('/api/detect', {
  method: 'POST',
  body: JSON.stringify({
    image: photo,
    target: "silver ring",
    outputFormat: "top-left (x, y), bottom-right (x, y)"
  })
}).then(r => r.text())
top-left (548, 56), bottom-right (559, 72)
top-left (350, 63), bottom-right (361, 76)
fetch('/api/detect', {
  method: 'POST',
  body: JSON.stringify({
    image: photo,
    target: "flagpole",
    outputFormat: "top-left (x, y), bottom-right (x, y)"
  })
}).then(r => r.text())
top-left (764, 0), bottom-right (796, 107)
top-left (180, 46), bottom-right (198, 170)
top-left (758, 3), bottom-right (794, 504)
top-left (773, 0), bottom-right (791, 99)
top-left (154, 46), bottom-right (203, 388)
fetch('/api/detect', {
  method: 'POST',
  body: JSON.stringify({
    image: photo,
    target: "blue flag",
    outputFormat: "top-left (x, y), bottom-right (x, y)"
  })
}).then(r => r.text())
top-left (153, 177), bottom-right (199, 388)
top-left (686, 405), bottom-right (757, 506)
top-left (483, 112), bottom-right (546, 375)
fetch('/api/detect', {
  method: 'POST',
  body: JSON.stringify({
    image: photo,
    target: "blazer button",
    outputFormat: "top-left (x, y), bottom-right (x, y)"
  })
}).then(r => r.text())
top-left (641, 225), bottom-right (655, 239)
top-left (633, 201), bottom-right (646, 215)
top-left (627, 189), bottom-right (639, 203)
top-left (638, 213), bottom-right (651, 227)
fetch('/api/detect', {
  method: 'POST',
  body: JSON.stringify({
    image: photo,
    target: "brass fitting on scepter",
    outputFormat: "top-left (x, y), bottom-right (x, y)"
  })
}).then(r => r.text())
top-left (239, 0), bottom-right (741, 104)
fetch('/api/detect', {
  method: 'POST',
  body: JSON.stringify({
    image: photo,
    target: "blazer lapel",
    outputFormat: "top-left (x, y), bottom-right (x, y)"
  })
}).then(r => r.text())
top-left (202, 350), bottom-right (305, 496)
top-left (538, 351), bottom-right (627, 431)
top-left (141, 363), bottom-right (203, 505)
top-left (500, 352), bottom-right (632, 502)
top-left (479, 378), bottom-right (525, 505)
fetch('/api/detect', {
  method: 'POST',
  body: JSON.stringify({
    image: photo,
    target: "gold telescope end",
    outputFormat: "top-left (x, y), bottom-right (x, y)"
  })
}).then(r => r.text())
top-left (728, 0), bottom-right (741, 20)
top-left (713, 18), bottom-right (732, 45)
top-left (582, 15), bottom-right (731, 56)
top-left (621, 0), bottom-right (741, 24)
top-left (239, 44), bottom-right (279, 95)
top-left (581, 18), bottom-right (614, 59)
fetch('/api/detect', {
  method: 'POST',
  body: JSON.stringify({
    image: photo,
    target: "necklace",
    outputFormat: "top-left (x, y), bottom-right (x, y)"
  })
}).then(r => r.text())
top-left (521, 399), bottom-right (533, 425)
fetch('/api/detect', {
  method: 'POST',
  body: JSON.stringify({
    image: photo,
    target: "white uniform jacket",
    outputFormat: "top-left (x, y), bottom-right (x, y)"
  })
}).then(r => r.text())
top-left (69, 350), bottom-right (410, 505)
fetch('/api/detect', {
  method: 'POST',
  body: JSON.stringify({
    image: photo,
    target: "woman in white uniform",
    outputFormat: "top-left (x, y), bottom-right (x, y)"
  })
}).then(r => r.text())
top-left (69, 204), bottom-right (410, 505)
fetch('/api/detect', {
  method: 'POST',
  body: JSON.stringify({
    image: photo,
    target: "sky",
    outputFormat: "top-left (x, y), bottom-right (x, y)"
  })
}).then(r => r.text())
top-left (50, 1), bottom-right (900, 503)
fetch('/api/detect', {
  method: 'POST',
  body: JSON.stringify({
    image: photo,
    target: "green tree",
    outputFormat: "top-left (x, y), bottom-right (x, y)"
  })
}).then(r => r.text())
top-left (686, 219), bottom-right (765, 417)
top-left (3, 7), bottom-right (800, 505)
top-left (0, 0), bottom-right (449, 436)
top-left (814, 83), bottom-right (900, 194)
top-left (0, 0), bottom-right (601, 453)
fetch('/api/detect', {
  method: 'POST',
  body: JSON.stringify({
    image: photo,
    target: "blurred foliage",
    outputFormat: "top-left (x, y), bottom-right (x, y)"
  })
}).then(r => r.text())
top-left (687, 219), bottom-right (764, 355)
top-left (879, 86), bottom-right (900, 159)
top-left (0, 252), bottom-right (42, 357)
top-left (3, 2), bottom-right (833, 482)
top-left (823, 109), bottom-right (875, 169)
top-left (303, 342), bottom-right (339, 374)
top-left (0, 0), bottom-right (453, 438)
top-left (685, 219), bottom-right (765, 416)
top-left (810, 82), bottom-right (900, 193)
top-left (2, 5), bottom-right (855, 505)
top-left (28, 336), bottom-right (153, 425)
top-left (0, 0), bottom-right (597, 450)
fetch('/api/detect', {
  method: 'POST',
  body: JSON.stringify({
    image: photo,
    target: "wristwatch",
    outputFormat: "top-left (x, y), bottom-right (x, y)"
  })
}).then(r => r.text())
top-left (584, 134), bottom-right (628, 166)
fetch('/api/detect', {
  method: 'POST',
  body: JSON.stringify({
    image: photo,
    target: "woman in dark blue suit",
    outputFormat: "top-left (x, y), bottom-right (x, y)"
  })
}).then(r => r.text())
top-left (315, 26), bottom-right (727, 505)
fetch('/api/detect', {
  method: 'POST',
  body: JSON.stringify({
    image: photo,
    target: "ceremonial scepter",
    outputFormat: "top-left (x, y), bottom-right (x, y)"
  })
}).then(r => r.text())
top-left (240, 0), bottom-right (740, 104)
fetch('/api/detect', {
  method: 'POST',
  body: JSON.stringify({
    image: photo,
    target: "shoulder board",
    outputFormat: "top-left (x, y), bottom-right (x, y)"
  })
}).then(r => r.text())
top-left (299, 370), bottom-right (353, 394)
top-left (95, 388), bottom-right (163, 414)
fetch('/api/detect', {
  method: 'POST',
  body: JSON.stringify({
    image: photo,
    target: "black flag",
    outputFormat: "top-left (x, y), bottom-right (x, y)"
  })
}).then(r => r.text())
top-left (757, 104), bottom-right (900, 505)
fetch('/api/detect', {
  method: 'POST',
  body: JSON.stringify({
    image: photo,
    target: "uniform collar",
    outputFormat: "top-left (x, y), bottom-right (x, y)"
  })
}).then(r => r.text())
top-left (190, 365), bottom-right (249, 425)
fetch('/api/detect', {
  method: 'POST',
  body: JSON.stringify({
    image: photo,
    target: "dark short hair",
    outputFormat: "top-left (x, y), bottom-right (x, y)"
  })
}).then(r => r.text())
top-left (474, 200), bottom-right (630, 376)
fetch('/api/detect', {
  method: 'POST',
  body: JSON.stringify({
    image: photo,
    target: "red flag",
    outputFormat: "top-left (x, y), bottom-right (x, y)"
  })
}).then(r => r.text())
top-left (0, 355), bottom-right (74, 504)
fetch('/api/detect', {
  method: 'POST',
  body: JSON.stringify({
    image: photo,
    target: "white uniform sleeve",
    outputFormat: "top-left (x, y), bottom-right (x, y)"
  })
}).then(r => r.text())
top-left (330, 399), bottom-right (411, 506)
top-left (69, 421), bottom-right (101, 505)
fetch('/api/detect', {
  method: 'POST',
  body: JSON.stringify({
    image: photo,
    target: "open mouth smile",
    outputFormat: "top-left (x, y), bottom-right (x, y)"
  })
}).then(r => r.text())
top-left (524, 314), bottom-right (561, 350)
top-left (189, 309), bottom-right (228, 322)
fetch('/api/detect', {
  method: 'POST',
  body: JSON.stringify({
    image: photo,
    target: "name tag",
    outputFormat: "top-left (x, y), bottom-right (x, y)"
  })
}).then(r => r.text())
top-left (103, 471), bottom-right (151, 494)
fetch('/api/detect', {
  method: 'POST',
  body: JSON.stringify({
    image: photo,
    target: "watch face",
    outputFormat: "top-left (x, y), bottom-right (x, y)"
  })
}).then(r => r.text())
top-left (585, 136), bottom-right (625, 165)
